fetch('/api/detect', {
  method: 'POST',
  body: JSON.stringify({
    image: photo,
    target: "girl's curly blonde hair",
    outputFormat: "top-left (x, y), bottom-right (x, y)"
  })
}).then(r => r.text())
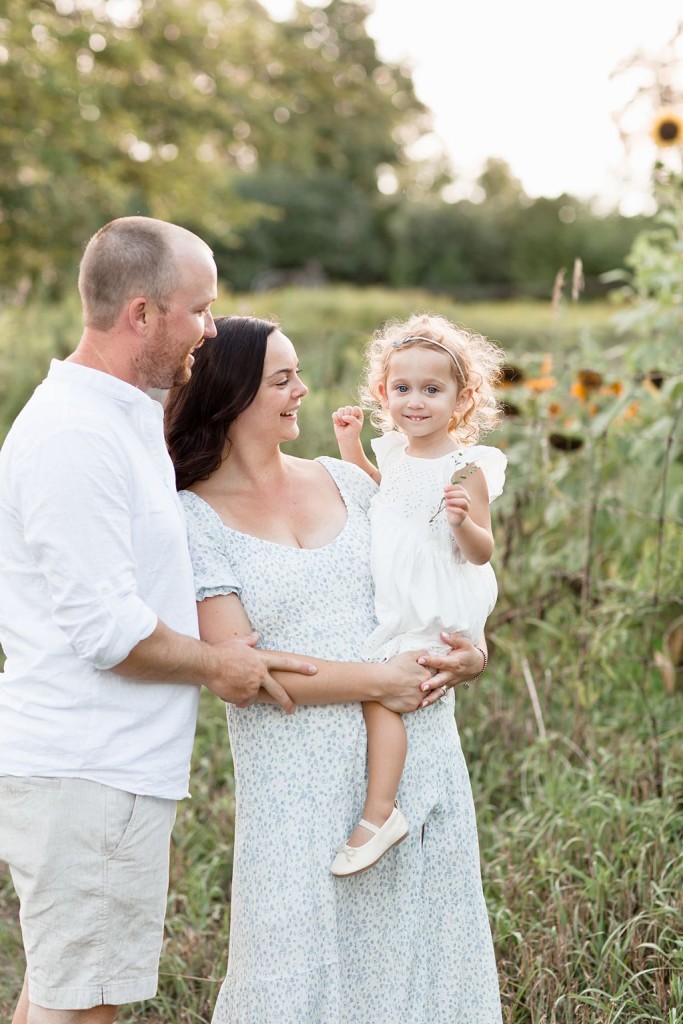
top-left (359, 313), bottom-right (505, 444)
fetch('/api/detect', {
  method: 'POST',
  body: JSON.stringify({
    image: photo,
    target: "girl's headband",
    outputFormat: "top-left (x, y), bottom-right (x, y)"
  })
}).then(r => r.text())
top-left (390, 334), bottom-right (467, 383)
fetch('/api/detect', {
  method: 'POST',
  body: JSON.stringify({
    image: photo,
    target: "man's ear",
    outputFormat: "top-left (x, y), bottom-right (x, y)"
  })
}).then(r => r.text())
top-left (128, 296), bottom-right (149, 336)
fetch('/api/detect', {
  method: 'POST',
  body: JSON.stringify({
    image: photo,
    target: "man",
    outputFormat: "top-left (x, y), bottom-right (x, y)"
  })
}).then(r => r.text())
top-left (0, 217), bottom-right (315, 1024)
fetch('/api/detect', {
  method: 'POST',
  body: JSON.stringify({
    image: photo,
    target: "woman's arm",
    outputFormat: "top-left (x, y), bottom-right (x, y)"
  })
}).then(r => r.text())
top-left (198, 592), bottom-right (436, 712)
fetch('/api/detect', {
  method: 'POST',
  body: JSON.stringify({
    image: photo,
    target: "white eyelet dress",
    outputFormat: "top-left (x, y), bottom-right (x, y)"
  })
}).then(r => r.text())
top-left (181, 456), bottom-right (503, 1024)
top-left (362, 431), bottom-right (507, 661)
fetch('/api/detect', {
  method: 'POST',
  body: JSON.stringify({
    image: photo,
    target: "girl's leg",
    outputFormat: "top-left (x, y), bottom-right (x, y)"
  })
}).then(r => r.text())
top-left (346, 700), bottom-right (407, 848)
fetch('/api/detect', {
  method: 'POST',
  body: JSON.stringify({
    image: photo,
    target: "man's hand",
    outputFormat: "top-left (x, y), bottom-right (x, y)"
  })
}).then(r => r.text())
top-left (208, 636), bottom-right (317, 713)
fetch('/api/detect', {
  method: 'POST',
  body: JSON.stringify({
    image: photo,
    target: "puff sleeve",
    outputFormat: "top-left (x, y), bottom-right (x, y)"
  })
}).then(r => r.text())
top-left (463, 445), bottom-right (507, 503)
top-left (180, 491), bottom-right (241, 602)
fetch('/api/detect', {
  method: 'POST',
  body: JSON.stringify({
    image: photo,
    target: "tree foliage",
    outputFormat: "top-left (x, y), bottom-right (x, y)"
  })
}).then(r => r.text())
top-left (0, 0), bottom-right (428, 292)
top-left (0, 0), bottom-right (648, 298)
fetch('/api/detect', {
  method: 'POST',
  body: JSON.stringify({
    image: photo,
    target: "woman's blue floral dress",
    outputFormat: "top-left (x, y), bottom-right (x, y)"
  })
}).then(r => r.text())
top-left (181, 458), bottom-right (502, 1024)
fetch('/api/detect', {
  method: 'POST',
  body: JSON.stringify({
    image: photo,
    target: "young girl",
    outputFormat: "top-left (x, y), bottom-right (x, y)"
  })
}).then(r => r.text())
top-left (330, 312), bottom-right (506, 876)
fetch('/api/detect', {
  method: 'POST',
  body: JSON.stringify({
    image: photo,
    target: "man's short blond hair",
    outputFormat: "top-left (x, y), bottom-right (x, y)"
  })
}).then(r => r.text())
top-left (78, 217), bottom-right (197, 331)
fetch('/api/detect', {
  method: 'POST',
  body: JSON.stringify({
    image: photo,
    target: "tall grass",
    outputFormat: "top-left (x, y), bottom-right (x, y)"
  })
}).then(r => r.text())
top-left (1, 287), bottom-right (681, 1023)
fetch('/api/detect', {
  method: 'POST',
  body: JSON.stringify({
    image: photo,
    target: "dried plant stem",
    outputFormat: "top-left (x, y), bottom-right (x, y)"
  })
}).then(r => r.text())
top-left (639, 392), bottom-right (683, 796)
top-left (521, 655), bottom-right (547, 741)
top-left (647, 391), bottom-right (683, 662)
top-left (158, 970), bottom-right (222, 984)
top-left (577, 435), bottom-right (605, 681)
top-left (551, 267), bottom-right (566, 320)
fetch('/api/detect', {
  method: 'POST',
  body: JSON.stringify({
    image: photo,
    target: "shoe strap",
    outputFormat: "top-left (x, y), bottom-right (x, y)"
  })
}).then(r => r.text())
top-left (358, 818), bottom-right (381, 834)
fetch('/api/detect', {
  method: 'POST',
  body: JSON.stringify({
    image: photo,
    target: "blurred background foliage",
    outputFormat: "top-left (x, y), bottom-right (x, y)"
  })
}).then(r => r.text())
top-left (0, 0), bottom-right (648, 298)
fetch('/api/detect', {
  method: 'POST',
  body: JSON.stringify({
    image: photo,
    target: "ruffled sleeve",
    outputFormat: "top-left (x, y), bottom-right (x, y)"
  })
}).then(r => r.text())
top-left (370, 430), bottom-right (408, 474)
top-left (179, 491), bottom-right (242, 601)
top-left (460, 445), bottom-right (507, 503)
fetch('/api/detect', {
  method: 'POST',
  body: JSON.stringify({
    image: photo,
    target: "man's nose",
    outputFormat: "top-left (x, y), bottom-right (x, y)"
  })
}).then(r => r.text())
top-left (204, 311), bottom-right (217, 338)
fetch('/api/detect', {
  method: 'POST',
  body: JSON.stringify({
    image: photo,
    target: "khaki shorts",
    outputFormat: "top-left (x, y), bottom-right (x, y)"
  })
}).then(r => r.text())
top-left (0, 776), bottom-right (176, 1010)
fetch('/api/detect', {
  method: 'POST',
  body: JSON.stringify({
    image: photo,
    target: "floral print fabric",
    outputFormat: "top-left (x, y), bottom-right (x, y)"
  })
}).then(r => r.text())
top-left (181, 457), bottom-right (502, 1024)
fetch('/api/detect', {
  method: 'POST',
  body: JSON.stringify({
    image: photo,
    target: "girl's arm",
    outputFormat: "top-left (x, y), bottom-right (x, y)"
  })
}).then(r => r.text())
top-left (197, 591), bottom-right (436, 712)
top-left (332, 406), bottom-right (381, 484)
top-left (444, 466), bottom-right (494, 564)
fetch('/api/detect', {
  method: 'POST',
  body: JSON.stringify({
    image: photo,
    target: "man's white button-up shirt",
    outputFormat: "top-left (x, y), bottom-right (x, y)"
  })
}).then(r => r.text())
top-left (0, 360), bottom-right (201, 799)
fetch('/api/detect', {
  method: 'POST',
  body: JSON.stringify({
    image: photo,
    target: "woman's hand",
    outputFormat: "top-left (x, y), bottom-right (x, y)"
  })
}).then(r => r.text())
top-left (416, 632), bottom-right (487, 708)
top-left (375, 652), bottom-right (435, 713)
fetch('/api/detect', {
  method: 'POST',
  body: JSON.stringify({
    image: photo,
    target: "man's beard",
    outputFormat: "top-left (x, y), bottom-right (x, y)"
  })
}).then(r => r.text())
top-left (135, 317), bottom-right (195, 390)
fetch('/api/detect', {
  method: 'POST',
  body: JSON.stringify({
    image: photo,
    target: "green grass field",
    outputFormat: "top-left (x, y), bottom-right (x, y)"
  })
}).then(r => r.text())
top-left (1, 287), bottom-right (681, 1023)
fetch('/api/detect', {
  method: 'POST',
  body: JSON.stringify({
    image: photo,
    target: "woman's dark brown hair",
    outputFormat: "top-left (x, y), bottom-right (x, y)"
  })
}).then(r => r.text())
top-left (165, 314), bottom-right (278, 490)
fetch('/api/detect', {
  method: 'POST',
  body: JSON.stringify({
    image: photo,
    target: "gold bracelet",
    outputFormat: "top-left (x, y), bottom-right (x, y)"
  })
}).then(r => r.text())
top-left (465, 644), bottom-right (488, 688)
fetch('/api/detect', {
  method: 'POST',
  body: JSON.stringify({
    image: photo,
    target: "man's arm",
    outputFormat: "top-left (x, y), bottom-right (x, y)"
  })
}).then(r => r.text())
top-left (18, 428), bottom-right (313, 712)
top-left (114, 620), bottom-right (316, 713)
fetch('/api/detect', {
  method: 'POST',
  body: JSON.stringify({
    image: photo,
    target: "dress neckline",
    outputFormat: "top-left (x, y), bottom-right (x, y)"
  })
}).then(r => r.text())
top-left (403, 447), bottom-right (462, 463)
top-left (183, 457), bottom-right (351, 552)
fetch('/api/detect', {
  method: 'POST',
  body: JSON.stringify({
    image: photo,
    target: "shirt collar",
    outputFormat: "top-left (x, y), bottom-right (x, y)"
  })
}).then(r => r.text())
top-left (47, 359), bottom-right (161, 411)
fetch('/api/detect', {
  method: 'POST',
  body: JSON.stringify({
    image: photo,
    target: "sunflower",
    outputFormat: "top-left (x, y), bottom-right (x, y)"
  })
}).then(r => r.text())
top-left (571, 369), bottom-right (603, 402)
top-left (525, 376), bottom-right (556, 393)
top-left (549, 432), bottom-right (583, 452)
top-left (499, 364), bottom-right (524, 386)
top-left (651, 110), bottom-right (683, 148)
top-left (602, 381), bottom-right (624, 397)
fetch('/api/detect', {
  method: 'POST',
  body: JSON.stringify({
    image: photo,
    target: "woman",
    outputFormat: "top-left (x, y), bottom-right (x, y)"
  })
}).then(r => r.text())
top-left (165, 316), bottom-right (502, 1024)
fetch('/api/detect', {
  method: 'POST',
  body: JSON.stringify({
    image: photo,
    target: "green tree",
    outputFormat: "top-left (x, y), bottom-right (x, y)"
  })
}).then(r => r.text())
top-left (216, 0), bottom-right (434, 287)
top-left (0, 0), bottom-right (434, 295)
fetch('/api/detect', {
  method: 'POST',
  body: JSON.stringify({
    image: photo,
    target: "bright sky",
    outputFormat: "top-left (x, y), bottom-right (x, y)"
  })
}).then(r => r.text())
top-left (261, 0), bottom-right (683, 214)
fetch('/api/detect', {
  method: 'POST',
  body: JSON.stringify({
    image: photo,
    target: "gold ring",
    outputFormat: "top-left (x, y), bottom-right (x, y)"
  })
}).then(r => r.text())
top-left (440, 685), bottom-right (448, 698)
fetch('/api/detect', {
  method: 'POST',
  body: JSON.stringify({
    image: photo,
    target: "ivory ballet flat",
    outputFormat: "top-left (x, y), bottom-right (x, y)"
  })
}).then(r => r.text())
top-left (330, 806), bottom-right (409, 877)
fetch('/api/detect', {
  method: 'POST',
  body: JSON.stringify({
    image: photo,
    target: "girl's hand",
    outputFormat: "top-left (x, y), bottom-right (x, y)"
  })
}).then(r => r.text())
top-left (332, 406), bottom-right (380, 482)
top-left (443, 484), bottom-right (471, 528)
top-left (332, 405), bottom-right (364, 444)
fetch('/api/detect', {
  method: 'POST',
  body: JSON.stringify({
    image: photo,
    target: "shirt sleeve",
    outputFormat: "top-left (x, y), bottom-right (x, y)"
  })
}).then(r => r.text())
top-left (15, 428), bottom-right (158, 671)
top-left (180, 493), bottom-right (241, 602)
